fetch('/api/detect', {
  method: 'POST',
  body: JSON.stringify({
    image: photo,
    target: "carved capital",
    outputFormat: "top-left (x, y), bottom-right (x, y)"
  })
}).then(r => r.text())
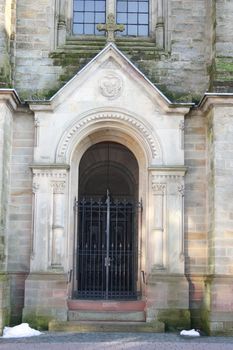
top-left (32, 182), bottom-right (39, 193)
top-left (51, 181), bottom-right (66, 194)
top-left (179, 120), bottom-right (185, 131)
top-left (177, 184), bottom-right (185, 196)
top-left (152, 182), bottom-right (166, 194)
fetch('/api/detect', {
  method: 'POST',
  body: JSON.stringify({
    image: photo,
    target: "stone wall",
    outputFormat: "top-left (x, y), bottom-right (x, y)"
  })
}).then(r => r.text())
top-left (0, 91), bottom-right (20, 332)
top-left (214, 0), bottom-right (233, 91)
top-left (201, 96), bottom-right (233, 335)
top-left (13, 0), bottom-right (62, 97)
top-left (184, 109), bottom-right (208, 331)
top-left (0, 0), bottom-right (11, 86)
top-left (7, 108), bottom-right (34, 324)
top-left (11, 0), bottom-right (212, 100)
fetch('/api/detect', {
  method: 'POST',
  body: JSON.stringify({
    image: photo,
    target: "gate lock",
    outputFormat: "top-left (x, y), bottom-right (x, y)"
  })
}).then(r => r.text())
top-left (104, 257), bottom-right (111, 267)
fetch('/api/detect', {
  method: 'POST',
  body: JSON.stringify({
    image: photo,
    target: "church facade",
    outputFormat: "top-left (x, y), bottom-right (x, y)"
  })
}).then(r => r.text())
top-left (0, 0), bottom-right (233, 335)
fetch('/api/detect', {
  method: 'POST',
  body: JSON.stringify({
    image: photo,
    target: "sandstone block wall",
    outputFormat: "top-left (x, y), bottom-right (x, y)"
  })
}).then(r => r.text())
top-left (7, 109), bottom-right (34, 323)
top-left (11, 0), bottom-right (211, 99)
top-left (184, 109), bottom-right (208, 330)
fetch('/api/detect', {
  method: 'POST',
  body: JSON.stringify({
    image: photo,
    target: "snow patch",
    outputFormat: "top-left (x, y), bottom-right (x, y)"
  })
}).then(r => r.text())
top-left (180, 329), bottom-right (200, 337)
top-left (2, 323), bottom-right (42, 338)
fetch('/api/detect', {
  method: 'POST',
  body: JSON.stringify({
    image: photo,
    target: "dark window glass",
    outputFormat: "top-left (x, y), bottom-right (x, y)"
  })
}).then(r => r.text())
top-left (116, 0), bottom-right (149, 36)
top-left (73, 0), bottom-right (106, 35)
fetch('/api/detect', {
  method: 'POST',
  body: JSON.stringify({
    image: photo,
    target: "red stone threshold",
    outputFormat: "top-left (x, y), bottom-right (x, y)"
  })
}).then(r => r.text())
top-left (67, 299), bottom-right (146, 312)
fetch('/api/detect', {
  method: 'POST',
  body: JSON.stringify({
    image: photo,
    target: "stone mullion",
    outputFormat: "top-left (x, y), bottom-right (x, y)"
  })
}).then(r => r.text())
top-left (155, 0), bottom-right (164, 48)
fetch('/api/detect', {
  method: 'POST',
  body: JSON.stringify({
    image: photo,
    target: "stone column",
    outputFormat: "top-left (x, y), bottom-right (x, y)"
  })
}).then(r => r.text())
top-left (50, 181), bottom-right (66, 269)
top-left (150, 181), bottom-right (166, 269)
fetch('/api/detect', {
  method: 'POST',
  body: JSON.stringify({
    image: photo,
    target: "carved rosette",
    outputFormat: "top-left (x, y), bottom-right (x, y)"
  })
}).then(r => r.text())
top-left (99, 73), bottom-right (123, 100)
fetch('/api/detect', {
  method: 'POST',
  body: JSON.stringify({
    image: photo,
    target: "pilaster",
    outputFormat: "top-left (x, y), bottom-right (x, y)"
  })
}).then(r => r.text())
top-left (30, 164), bottom-right (69, 272)
top-left (146, 166), bottom-right (189, 330)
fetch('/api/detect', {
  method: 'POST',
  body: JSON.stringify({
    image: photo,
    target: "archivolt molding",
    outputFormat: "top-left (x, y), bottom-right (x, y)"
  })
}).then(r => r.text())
top-left (56, 111), bottom-right (162, 162)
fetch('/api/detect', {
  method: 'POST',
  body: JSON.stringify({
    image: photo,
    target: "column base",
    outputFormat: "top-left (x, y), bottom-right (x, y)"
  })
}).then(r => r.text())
top-left (208, 275), bottom-right (233, 335)
top-left (23, 273), bottom-right (68, 330)
top-left (0, 274), bottom-right (10, 334)
top-left (146, 273), bottom-right (190, 331)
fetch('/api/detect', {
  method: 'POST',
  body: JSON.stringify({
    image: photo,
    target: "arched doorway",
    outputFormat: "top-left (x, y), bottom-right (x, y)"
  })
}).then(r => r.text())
top-left (73, 142), bottom-right (141, 300)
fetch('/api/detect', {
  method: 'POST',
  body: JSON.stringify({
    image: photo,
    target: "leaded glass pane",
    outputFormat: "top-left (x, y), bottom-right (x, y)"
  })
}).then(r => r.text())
top-left (85, 1), bottom-right (95, 11)
top-left (138, 25), bottom-right (148, 35)
top-left (139, 2), bottom-right (148, 12)
top-left (128, 24), bottom-right (137, 35)
top-left (117, 1), bottom-right (127, 11)
top-left (117, 13), bottom-right (127, 23)
top-left (138, 13), bottom-right (148, 24)
top-left (128, 1), bottom-right (138, 12)
top-left (95, 12), bottom-right (105, 22)
top-left (95, 1), bottom-right (105, 11)
top-left (128, 13), bottom-right (137, 24)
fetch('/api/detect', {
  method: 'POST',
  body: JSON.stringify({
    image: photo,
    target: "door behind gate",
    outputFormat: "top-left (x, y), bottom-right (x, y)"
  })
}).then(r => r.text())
top-left (74, 191), bottom-right (141, 300)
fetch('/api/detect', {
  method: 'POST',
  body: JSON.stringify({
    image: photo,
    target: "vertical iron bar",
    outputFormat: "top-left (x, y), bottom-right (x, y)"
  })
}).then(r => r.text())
top-left (106, 189), bottom-right (110, 299)
top-left (81, 198), bottom-right (85, 295)
top-left (89, 199), bottom-right (93, 295)
top-left (73, 197), bottom-right (77, 298)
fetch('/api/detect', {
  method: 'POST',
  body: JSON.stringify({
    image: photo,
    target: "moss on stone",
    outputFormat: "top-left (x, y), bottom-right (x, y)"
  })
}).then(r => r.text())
top-left (158, 309), bottom-right (190, 332)
top-left (23, 313), bottom-right (52, 331)
top-left (216, 58), bottom-right (233, 73)
top-left (0, 274), bottom-right (8, 282)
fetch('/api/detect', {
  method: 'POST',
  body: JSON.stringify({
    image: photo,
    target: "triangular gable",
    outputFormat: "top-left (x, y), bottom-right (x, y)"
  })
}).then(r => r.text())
top-left (28, 43), bottom-right (193, 113)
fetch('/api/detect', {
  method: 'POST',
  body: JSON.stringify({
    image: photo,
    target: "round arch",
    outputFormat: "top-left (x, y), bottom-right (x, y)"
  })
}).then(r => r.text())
top-left (67, 126), bottom-right (149, 299)
top-left (56, 109), bottom-right (163, 165)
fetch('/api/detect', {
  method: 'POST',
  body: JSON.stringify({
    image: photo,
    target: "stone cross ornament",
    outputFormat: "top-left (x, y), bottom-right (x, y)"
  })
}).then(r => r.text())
top-left (97, 13), bottom-right (125, 43)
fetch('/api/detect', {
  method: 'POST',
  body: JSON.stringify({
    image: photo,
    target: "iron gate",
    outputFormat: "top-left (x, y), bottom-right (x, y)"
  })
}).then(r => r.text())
top-left (73, 191), bottom-right (141, 299)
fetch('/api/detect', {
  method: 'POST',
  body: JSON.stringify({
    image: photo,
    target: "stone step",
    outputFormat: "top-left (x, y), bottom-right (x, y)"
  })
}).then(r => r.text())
top-left (49, 320), bottom-right (164, 333)
top-left (67, 299), bottom-right (146, 312)
top-left (68, 310), bottom-right (145, 322)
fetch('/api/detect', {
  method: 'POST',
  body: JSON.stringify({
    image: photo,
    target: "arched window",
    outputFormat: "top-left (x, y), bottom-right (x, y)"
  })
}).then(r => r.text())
top-left (73, 0), bottom-right (106, 35)
top-left (73, 0), bottom-right (149, 36)
top-left (116, 0), bottom-right (149, 36)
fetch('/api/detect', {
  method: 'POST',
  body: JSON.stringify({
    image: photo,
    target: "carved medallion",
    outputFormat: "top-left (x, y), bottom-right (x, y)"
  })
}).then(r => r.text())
top-left (99, 74), bottom-right (123, 100)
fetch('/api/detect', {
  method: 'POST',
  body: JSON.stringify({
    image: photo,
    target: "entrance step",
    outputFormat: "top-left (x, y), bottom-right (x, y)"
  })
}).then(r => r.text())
top-left (67, 299), bottom-right (146, 312)
top-left (49, 320), bottom-right (165, 333)
top-left (68, 310), bottom-right (145, 322)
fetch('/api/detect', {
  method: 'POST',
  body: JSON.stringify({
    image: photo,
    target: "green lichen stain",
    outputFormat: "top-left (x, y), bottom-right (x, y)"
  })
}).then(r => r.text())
top-left (212, 57), bottom-right (233, 91)
top-left (23, 313), bottom-right (51, 331)
top-left (157, 309), bottom-right (190, 332)
top-left (216, 58), bottom-right (233, 73)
